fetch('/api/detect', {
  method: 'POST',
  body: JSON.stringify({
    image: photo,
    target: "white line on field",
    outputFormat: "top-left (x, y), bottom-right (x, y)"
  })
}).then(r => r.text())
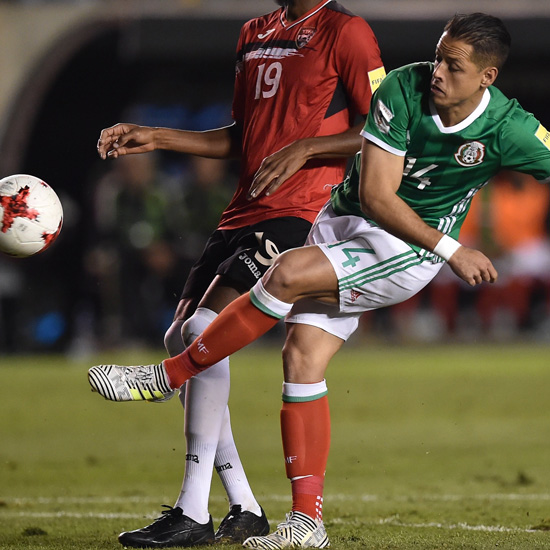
top-left (2, 493), bottom-right (550, 505)
top-left (0, 511), bottom-right (543, 535)
top-left (374, 516), bottom-right (542, 533)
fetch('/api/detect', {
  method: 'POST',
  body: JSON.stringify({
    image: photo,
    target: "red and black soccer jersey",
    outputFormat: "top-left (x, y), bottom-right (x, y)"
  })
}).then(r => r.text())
top-left (217, 0), bottom-right (385, 230)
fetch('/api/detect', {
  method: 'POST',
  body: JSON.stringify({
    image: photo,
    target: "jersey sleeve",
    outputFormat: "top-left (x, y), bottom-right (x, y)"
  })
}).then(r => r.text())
top-left (501, 113), bottom-right (550, 183)
top-left (333, 17), bottom-right (385, 117)
top-left (361, 68), bottom-right (411, 156)
top-left (231, 23), bottom-right (248, 126)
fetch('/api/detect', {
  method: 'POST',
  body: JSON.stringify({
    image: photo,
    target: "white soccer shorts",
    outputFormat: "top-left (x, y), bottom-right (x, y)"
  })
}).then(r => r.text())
top-left (286, 202), bottom-right (443, 341)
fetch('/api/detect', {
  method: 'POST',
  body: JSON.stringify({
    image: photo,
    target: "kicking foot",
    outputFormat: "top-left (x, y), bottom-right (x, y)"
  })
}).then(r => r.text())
top-left (88, 363), bottom-right (173, 402)
top-left (215, 505), bottom-right (269, 544)
top-left (118, 505), bottom-right (214, 548)
top-left (243, 511), bottom-right (329, 548)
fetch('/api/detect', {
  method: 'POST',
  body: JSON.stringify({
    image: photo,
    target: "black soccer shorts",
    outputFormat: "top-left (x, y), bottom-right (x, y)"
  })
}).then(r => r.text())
top-left (180, 216), bottom-right (312, 300)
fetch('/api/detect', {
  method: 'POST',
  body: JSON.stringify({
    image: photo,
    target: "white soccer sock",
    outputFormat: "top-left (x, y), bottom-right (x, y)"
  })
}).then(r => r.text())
top-left (250, 279), bottom-right (293, 319)
top-left (214, 407), bottom-right (262, 516)
top-left (174, 360), bottom-right (230, 523)
top-left (171, 308), bottom-right (223, 523)
top-left (173, 307), bottom-right (259, 520)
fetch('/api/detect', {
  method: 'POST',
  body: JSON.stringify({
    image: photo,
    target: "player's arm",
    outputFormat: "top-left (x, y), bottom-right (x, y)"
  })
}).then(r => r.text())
top-left (359, 139), bottom-right (498, 286)
top-left (97, 122), bottom-right (242, 160)
top-left (248, 122), bottom-right (364, 199)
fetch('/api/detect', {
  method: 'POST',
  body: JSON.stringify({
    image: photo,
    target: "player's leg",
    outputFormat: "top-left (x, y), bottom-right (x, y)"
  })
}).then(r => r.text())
top-left (117, 238), bottom-right (227, 548)
top-left (88, 244), bottom-right (337, 396)
top-left (175, 284), bottom-right (268, 543)
top-left (166, 230), bottom-right (266, 543)
top-left (171, 219), bottom-right (312, 543)
top-left (161, 244), bottom-right (339, 387)
top-left (204, 219), bottom-right (311, 542)
top-left (243, 321), bottom-right (346, 549)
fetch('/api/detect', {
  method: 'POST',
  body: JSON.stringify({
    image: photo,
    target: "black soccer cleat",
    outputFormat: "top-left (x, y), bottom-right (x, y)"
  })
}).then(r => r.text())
top-left (214, 505), bottom-right (270, 544)
top-left (118, 506), bottom-right (214, 548)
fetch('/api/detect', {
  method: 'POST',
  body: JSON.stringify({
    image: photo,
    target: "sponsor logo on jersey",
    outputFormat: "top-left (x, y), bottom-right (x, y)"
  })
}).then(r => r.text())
top-left (454, 141), bottom-right (485, 167)
top-left (350, 289), bottom-right (361, 303)
top-left (244, 47), bottom-right (303, 61)
top-left (296, 26), bottom-right (316, 49)
top-left (373, 99), bottom-right (394, 135)
top-left (368, 66), bottom-right (386, 93)
top-left (258, 29), bottom-right (275, 39)
top-left (535, 124), bottom-right (550, 150)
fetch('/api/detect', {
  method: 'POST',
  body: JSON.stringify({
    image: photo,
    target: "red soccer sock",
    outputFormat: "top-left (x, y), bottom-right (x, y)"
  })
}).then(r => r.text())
top-left (280, 396), bottom-right (331, 521)
top-left (164, 293), bottom-right (280, 388)
top-left (291, 476), bottom-right (325, 522)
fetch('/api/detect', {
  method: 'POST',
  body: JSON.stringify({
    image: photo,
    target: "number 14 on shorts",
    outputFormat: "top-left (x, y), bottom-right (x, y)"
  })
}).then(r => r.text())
top-left (329, 243), bottom-right (375, 268)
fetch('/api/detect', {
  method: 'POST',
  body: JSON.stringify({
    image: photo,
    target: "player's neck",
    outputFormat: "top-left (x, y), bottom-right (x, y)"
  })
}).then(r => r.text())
top-left (436, 90), bottom-right (486, 128)
top-left (285, 0), bottom-right (324, 22)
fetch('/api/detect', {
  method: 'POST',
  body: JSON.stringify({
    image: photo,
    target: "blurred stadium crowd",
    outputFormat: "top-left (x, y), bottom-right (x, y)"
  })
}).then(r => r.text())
top-left (0, 1), bottom-right (549, 354)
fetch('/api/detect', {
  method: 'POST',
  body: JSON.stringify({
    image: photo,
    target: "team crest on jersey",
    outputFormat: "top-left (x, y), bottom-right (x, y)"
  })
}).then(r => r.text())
top-left (296, 26), bottom-right (316, 49)
top-left (373, 99), bottom-right (394, 135)
top-left (454, 141), bottom-right (485, 167)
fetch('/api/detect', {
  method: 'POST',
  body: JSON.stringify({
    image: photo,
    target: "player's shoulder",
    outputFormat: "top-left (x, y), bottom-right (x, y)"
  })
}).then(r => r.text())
top-left (387, 62), bottom-right (432, 84)
top-left (378, 62), bottom-right (432, 98)
top-left (324, 0), bottom-right (359, 19)
top-left (486, 86), bottom-right (540, 133)
top-left (323, 1), bottom-right (374, 29)
top-left (240, 8), bottom-right (280, 36)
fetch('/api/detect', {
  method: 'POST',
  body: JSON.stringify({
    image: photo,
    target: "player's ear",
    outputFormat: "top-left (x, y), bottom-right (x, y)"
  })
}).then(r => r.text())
top-left (480, 66), bottom-right (498, 88)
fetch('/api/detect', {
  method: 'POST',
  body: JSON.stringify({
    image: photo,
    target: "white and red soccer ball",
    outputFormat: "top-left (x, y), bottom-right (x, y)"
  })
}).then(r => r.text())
top-left (0, 174), bottom-right (63, 258)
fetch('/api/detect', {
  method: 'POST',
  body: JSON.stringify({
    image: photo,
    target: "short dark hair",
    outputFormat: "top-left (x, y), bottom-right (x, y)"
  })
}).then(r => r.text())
top-left (444, 13), bottom-right (511, 70)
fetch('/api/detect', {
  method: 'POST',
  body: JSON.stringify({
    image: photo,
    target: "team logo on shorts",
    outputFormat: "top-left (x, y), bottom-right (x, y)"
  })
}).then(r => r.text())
top-left (454, 141), bottom-right (485, 167)
top-left (296, 27), bottom-right (316, 49)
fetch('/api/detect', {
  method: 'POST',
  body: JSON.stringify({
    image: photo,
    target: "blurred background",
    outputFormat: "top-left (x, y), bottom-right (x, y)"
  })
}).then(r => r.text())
top-left (0, 0), bottom-right (549, 355)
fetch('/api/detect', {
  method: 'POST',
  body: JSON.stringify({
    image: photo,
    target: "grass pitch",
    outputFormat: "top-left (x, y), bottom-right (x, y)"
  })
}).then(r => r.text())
top-left (1, 343), bottom-right (549, 549)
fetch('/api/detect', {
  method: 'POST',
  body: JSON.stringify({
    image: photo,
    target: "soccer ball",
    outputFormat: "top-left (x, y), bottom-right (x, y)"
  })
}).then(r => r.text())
top-left (0, 174), bottom-right (63, 258)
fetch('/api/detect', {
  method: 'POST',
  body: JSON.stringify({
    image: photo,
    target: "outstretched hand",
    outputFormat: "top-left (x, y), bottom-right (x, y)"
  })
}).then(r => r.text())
top-left (248, 140), bottom-right (309, 199)
top-left (97, 123), bottom-right (156, 159)
top-left (447, 246), bottom-right (498, 286)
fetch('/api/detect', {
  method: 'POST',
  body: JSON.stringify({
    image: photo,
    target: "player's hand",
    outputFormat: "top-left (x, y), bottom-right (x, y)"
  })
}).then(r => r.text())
top-left (447, 246), bottom-right (498, 286)
top-left (248, 140), bottom-right (309, 199)
top-left (97, 123), bottom-right (156, 159)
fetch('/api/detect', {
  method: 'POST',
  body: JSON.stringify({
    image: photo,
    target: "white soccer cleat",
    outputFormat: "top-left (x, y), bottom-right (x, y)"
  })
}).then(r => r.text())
top-left (243, 511), bottom-right (330, 549)
top-left (88, 363), bottom-right (174, 402)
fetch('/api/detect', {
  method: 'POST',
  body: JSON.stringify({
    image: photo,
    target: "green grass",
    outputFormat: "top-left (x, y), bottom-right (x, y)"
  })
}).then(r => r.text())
top-left (1, 343), bottom-right (550, 549)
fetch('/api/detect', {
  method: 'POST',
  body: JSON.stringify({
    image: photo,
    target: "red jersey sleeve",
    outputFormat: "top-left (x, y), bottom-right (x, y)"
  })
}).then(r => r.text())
top-left (231, 25), bottom-right (247, 127)
top-left (333, 17), bottom-right (385, 117)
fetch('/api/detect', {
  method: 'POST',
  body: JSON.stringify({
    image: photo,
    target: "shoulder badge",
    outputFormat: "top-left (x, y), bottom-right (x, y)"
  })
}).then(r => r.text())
top-left (373, 99), bottom-right (394, 135)
top-left (535, 124), bottom-right (550, 151)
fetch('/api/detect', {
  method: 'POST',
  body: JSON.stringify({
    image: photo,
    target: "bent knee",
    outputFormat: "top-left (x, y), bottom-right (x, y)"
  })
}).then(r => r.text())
top-left (263, 250), bottom-right (307, 300)
top-left (164, 320), bottom-right (185, 356)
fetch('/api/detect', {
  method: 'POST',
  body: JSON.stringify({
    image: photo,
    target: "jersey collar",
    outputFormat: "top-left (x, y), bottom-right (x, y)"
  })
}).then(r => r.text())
top-left (280, 0), bottom-right (333, 30)
top-left (429, 88), bottom-right (491, 134)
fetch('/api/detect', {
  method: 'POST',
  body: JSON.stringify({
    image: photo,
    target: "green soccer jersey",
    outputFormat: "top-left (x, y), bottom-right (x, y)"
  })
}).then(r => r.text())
top-left (331, 62), bottom-right (550, 257)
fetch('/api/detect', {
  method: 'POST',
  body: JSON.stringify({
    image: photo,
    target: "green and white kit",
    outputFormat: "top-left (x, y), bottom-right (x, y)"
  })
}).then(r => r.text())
top-left (288, 62), bottom-right (550, 340)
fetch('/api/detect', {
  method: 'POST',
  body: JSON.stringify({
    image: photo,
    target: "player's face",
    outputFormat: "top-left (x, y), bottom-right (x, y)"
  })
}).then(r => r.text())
top-left (431, 33), bottom-right (495, 125)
